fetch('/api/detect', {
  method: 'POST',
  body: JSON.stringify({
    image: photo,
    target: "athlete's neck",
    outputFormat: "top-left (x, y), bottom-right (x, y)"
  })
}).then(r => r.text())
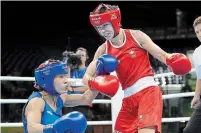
top-left (110, 28), bottom-right (124, 46)
top-left (43, 93), bottom-right (57, 107)
top-left (79, 64), bottom-right (86, 70)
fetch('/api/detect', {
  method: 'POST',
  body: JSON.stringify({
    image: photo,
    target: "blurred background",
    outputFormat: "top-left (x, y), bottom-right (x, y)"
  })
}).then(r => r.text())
top-left (1, 1), bottom-right (201, 133)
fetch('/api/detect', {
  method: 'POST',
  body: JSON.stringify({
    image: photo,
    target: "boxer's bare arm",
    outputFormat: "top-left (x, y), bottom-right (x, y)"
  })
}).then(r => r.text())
top-left (61, 86), bottom-right (98, 107)
top-left (82, 43), bottom-right (106, 86)
top-left (61, 44), bottom-right (106, 107)
top-left (131, 30), bottom-right (170, 64)
top-left (25, 98), bottom-right (45, 133)
top-left (68, 86), bottom-right (88, 92)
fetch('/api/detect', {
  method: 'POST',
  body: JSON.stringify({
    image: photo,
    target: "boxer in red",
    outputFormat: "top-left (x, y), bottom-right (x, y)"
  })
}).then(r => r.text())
top-left (83, 3), bottom-right (192, 133)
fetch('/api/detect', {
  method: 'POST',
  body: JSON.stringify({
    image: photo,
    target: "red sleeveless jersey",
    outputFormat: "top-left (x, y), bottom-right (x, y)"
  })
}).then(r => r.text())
top-left (106, 29), bottom-right (154, 90)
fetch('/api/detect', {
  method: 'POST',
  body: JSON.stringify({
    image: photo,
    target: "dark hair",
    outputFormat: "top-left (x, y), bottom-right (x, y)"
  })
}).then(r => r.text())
top-left (92, 3), bottom-right (118, 14)
top-left (34, 82), bottom-right (43, 91)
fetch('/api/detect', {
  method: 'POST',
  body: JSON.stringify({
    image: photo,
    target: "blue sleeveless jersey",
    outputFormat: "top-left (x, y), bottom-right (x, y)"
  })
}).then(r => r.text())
top-left (22, 91), bottom-right (63, 133)
top-left (71, 67), bottom-right (87, 79)
top-left (69, 67), bottom-right (87, 94)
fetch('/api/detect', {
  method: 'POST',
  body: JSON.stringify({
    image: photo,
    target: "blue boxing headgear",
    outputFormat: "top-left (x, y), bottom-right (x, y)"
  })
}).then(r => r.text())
top-left (35, 59), bottom-right (67, 96)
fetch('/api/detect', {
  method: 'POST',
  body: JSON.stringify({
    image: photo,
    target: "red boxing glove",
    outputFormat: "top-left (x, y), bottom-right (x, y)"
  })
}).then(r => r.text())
top-left (166, 53), bottom-right (192, 75)
top-left (88, 75), bottom-right (119, 98)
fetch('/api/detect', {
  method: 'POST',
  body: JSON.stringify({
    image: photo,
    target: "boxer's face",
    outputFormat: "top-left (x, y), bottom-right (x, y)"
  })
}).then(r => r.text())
top-left (53, 74), bottom-right (69, 94)
top-left (96, 22), bottom-right (115, 40)
top-left (194, 23), bottom-right (201, 42)
top-left (76, 50), bottom-right (87, 65)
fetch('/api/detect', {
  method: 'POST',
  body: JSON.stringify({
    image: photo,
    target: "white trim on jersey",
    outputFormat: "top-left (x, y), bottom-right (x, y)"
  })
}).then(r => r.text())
top-left (109, 29), bottom-right (127, 48)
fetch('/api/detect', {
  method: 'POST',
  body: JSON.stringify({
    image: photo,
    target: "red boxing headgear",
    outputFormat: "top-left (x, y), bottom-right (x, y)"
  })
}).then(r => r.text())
top-left (89, 3), bottom-right (121, 35)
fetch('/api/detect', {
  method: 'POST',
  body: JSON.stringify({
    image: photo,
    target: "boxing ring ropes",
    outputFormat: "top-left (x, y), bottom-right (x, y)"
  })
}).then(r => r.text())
top-left (0, 68), bottom-right (196, 131)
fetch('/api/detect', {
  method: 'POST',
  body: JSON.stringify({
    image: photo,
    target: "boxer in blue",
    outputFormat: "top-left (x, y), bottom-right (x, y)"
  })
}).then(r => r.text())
top-left (22, 55), bottom-right (120, 133)
top-left (22, 59), bottom-right (99, 133)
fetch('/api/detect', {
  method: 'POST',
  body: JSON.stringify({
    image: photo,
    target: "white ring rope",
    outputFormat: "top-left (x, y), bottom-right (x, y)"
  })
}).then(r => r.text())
top-left (162, 92), bottom-right (195, 99)
top-left (0, 92), bottom-right (195, 104)
top-left (0, 68), bottom-right (196, 81)
top-left (154, 68), bottom-right (195, 78)
top-left (0, 121), bottom-right (113, 127)
top-left (0, 99), bottom-right (111, 104)
top-left (0, 117), bottom-right (191, 127)
top-left (0, 69), bottom-right (196, 127)
top-left (0, 76), bottom-right (83, 82)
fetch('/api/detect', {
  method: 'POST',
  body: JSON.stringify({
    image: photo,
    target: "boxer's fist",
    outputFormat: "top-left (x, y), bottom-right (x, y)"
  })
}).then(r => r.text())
top-left (88, 75), bottom-right (119, 97)
top-left (43, 111), bottom-right (87, 133)
top-left (96, 54), bottom-right (119, 76)
top-left (166, 53), bottom-right (192, 75)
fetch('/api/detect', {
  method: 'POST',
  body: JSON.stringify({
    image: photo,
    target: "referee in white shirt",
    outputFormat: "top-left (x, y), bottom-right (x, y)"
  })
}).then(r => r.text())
top-left (183, 16), bottom-right (201, 133)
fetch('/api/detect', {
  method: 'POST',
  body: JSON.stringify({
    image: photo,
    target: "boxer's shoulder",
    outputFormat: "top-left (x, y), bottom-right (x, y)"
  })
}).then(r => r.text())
top-left (95, 43), bottom-right (107, 59)
top-left (25, 97), bottom-right (45, 116)
top-left (129, 29), bottom-right (144, 36)
top-left (99, 42), bottom-right (107, 51)
top-left (129, 29), bottom-right (149, 43)
top-left (27, 97), bottom-right (45, 109)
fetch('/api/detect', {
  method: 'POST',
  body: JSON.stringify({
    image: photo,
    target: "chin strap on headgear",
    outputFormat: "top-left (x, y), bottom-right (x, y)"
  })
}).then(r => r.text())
top-left (89, 3), bottom-right (121, 38)
top-left (34, 59), bottom-right (67, 96)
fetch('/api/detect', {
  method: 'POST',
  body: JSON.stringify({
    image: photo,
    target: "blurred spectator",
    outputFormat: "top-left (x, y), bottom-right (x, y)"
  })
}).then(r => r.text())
top-left (66, 47), bottom-right (89, 94)
top-left (63, 47), bottom-right (94, 133)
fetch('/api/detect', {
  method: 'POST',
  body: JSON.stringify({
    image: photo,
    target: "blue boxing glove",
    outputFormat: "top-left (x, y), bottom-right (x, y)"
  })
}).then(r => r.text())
top-left (96, 54), bottom-right (119, 76)
top-left (43, 111), bottom-right (87, 133)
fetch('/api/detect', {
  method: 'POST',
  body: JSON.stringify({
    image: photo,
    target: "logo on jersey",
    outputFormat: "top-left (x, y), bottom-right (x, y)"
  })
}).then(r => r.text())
top-left (139, 114), bottom-right (144, 121)
top-left (129, 49), bottom-right (135, 59)
top-left (47, 111), bottom-right (53, 115)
